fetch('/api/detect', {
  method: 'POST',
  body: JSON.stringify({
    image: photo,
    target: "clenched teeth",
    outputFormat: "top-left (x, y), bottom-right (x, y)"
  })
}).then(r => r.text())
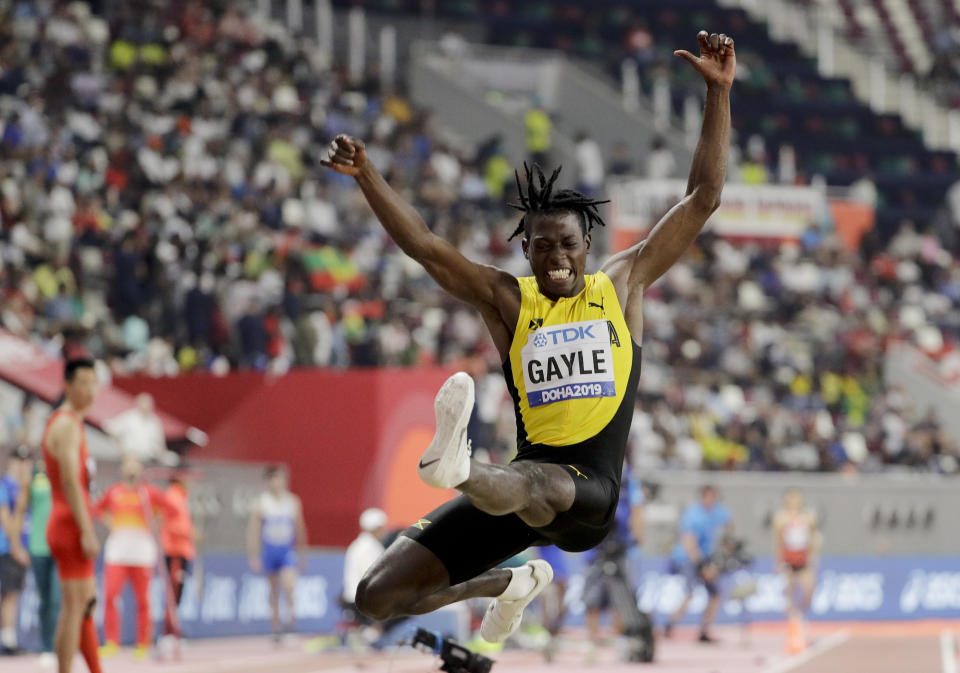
top-left (548, 269), bottom-right (571, 280)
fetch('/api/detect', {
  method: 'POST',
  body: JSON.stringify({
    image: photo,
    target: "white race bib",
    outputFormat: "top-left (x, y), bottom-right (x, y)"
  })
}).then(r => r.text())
top-left (521, 319), bottom-right (616, 407)
top-left (783, 523), bottom-right (811, 551)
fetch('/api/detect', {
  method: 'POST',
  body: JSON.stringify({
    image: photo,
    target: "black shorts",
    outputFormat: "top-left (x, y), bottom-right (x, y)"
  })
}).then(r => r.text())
top-left (0, 553), bottom-right (28, 596)
top-left (403, 462), bottom-right (618, 586)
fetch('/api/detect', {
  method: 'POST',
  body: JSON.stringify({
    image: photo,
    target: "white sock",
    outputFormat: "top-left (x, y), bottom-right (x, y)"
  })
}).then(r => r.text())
top-left (1, 626), bottom-right (16, 648)
top-left (498, 564), bottom-right (537, 601)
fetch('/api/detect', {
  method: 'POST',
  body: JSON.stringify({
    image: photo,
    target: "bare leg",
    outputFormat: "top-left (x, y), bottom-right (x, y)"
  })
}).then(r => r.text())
top-left (56, 578), bottom-right (95, 673)
top-left (798, 568), bottom-right (815, 613)
top-left (784, 572), bottom-right (800, 621)
top-left (0, 591), bottom-right (19, 647)
top-left (279, 567), bottom-right (297, 632)
top-left (542, 580), bottom-right (568, 636)
top-left (586, 608), bottom-right (602, 642)
top-left (458, 461), bottom-right (576, 528)
top-left (403, 568), bottom-right (511, 615)
top-left (701, 595), bottom-right (720, 636)
top-left (267, 574), bottom-right (280, 635)
top-left (357, 536), bottom-right (522, 621)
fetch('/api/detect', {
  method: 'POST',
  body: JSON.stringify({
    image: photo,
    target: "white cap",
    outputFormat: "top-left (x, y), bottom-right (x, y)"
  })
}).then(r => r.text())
top-left (359, 508), bottom-right (387, 532)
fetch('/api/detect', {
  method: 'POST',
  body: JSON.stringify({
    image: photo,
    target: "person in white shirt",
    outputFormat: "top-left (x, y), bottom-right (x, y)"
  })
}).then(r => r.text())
top-left (574, 131), bottom-right (605, 196)
top-left (342, 509), bottom-right (388, 605)
top-left (247, 467), bottom-right (307, 644)
top-left (105, 394), bottom-right (177, 465)
top-left (340, 509), bottom-right (406, 649)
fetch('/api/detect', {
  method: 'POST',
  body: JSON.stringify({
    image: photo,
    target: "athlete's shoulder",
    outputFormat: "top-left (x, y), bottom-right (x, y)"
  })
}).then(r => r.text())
top-left (46, 410), bottom-right (80, 443)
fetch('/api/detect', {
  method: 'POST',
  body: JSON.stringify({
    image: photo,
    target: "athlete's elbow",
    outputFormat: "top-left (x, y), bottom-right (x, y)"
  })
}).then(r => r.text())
top-left (690, 185), bottom-right (722, 216)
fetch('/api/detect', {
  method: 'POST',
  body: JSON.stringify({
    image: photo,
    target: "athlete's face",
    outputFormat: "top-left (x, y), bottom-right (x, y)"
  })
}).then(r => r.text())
top-left (122, 456), bottom-right (143, 484)
top-left (268, 471), bottom-right (287, 494)
top-left (784, 490), bottom-right (803, 511)
top-left (522, 212), bottom-right (590, 300)
top-left (65, 367), bottom-right (99, 411)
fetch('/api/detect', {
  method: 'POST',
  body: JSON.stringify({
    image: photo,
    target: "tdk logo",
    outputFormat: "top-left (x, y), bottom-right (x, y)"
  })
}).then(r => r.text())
top-left (534, 325), bottom-right (598, 348)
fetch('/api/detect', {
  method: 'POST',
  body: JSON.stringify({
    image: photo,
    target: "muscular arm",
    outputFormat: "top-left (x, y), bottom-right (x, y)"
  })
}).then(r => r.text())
top-left (327, 138), bottom-right (516, 311)
top-left (48, 417), bottom-right (96, 541)
top-left (603, 32), bottom-right (734, 295)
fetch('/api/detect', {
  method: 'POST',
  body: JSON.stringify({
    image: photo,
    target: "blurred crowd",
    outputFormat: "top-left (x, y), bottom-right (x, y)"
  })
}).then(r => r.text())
top-left (0, 1), bottom-right (958, 474)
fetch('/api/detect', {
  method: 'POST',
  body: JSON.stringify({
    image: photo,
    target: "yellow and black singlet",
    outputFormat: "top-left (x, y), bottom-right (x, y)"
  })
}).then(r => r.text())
top-left (503, 271), bottom-right (642, 482)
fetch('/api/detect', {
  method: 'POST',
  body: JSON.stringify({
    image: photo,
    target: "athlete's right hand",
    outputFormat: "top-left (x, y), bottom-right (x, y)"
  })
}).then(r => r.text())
top-left (12, 545), bottom-right (29, 567)
top-left (321, 134), bottom-right (368, 177)
top-left (81, 530), bottom-right (100, 559)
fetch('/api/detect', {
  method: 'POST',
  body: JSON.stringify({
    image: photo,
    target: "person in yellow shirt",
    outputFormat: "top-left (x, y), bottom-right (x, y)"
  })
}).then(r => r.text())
top-left (525, 103), bottom-right (552, 167)
top-left (323, 30), bottom-right (736, 644)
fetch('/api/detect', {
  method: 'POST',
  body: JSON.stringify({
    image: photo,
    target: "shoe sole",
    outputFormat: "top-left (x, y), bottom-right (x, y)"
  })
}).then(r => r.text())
top-left (418, 372), bottom-right (474, 488)
top-left (481, 560), bottom-right (554, 643)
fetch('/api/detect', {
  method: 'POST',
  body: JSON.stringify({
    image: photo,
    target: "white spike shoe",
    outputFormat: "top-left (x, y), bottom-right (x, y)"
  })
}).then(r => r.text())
top-left (418, 372), bottom-right (474, 489)
top-left (480, 560), bottom-right (554, 643)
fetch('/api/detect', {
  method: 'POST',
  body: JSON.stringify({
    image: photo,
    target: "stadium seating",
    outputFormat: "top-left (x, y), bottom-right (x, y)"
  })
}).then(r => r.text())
top-left (0, 1), bottom-right (958, 473)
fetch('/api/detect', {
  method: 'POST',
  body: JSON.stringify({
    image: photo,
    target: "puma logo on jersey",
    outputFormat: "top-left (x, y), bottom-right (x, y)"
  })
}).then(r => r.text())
top-left (589, 297), bottom-right (605, 314)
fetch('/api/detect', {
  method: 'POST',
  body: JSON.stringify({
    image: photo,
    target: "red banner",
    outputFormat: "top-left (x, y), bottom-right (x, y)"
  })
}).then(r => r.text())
top-left (115, 368), bottom-right (456, 547)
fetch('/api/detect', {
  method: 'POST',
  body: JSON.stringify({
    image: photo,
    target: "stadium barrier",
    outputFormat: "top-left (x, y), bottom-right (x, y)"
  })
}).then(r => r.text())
top-left (11, 551), bottom-right (960, 647)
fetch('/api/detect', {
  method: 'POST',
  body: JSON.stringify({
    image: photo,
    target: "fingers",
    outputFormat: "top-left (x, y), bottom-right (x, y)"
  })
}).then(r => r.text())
top-left (326, 134), bottom-right (357, 166)
top-left (673, 49), bottom-right (700, 67)
top-left (328, 135), bottom-right (354, 159)
top-left (696, 30), bottom-right (734, 56)
top-left (698, 30), bottom-right (709, 53)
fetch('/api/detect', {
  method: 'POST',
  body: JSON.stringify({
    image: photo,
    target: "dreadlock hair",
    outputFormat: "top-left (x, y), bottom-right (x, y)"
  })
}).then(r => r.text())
top-left (507, 162), bottom-right (610, 241)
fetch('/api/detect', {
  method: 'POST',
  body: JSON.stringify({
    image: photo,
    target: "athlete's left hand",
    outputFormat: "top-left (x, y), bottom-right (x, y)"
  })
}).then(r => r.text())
top-left (675, 31), bottom-right (736, 90)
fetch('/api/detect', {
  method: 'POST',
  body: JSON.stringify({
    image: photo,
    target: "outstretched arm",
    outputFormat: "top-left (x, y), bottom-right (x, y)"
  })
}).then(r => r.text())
top-left (603, 31), bottom-right (734, 293)
top-left (322, 136), bottom-right (514, 310)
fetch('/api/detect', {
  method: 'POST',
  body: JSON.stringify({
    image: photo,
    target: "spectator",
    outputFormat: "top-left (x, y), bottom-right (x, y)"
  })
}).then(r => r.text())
top-left (574, 130), bottom-right (605, 196)
top-left (664, 485), bottom-right (732, 643)
top-left (159, 474), bottom-right (198, 656)
top-left (93, 456), bottom-right (174, 659)
top-left (27, 457), bottom-right (59, 668)
top-left (646, 136), bottom-right (676, 180)
top-left (524, 98), bottom-right (552, 167)
top-left (104, 394), bottom-right (174, 465)
top-left (0, 446), bottom-right (31, 656)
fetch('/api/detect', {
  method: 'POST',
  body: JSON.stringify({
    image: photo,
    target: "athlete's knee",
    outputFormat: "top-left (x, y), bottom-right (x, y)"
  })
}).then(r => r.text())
top-left (355, 572), bottom-right (407, 621)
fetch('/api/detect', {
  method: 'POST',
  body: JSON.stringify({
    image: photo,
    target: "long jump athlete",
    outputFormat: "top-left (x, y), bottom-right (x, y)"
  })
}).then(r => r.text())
top-left (323, 31), bottom-right (735, 642)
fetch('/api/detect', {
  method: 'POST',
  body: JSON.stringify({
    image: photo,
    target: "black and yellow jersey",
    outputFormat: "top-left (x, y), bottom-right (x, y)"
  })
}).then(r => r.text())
top-left (502, 271), bottom-right (641, 480)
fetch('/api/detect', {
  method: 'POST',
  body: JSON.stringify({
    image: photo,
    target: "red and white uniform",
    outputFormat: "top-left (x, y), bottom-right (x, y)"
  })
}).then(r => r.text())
top-left (93, 483), bottom-right (174, 647)
top-left (42, 408), bottom-right (95, 580)
top-left (779, 512), bottom-right (813, 571)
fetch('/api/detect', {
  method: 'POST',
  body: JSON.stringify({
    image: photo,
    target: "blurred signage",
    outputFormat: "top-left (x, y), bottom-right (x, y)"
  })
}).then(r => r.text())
top-left (14, 552), bottom-right (960, 648)
top-left (607, 179), bottom-right (828, 249)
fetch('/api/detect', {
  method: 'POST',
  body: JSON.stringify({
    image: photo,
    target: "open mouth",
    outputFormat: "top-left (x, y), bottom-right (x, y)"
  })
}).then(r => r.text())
top-left (547, 269), bottom-right (571, 282)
